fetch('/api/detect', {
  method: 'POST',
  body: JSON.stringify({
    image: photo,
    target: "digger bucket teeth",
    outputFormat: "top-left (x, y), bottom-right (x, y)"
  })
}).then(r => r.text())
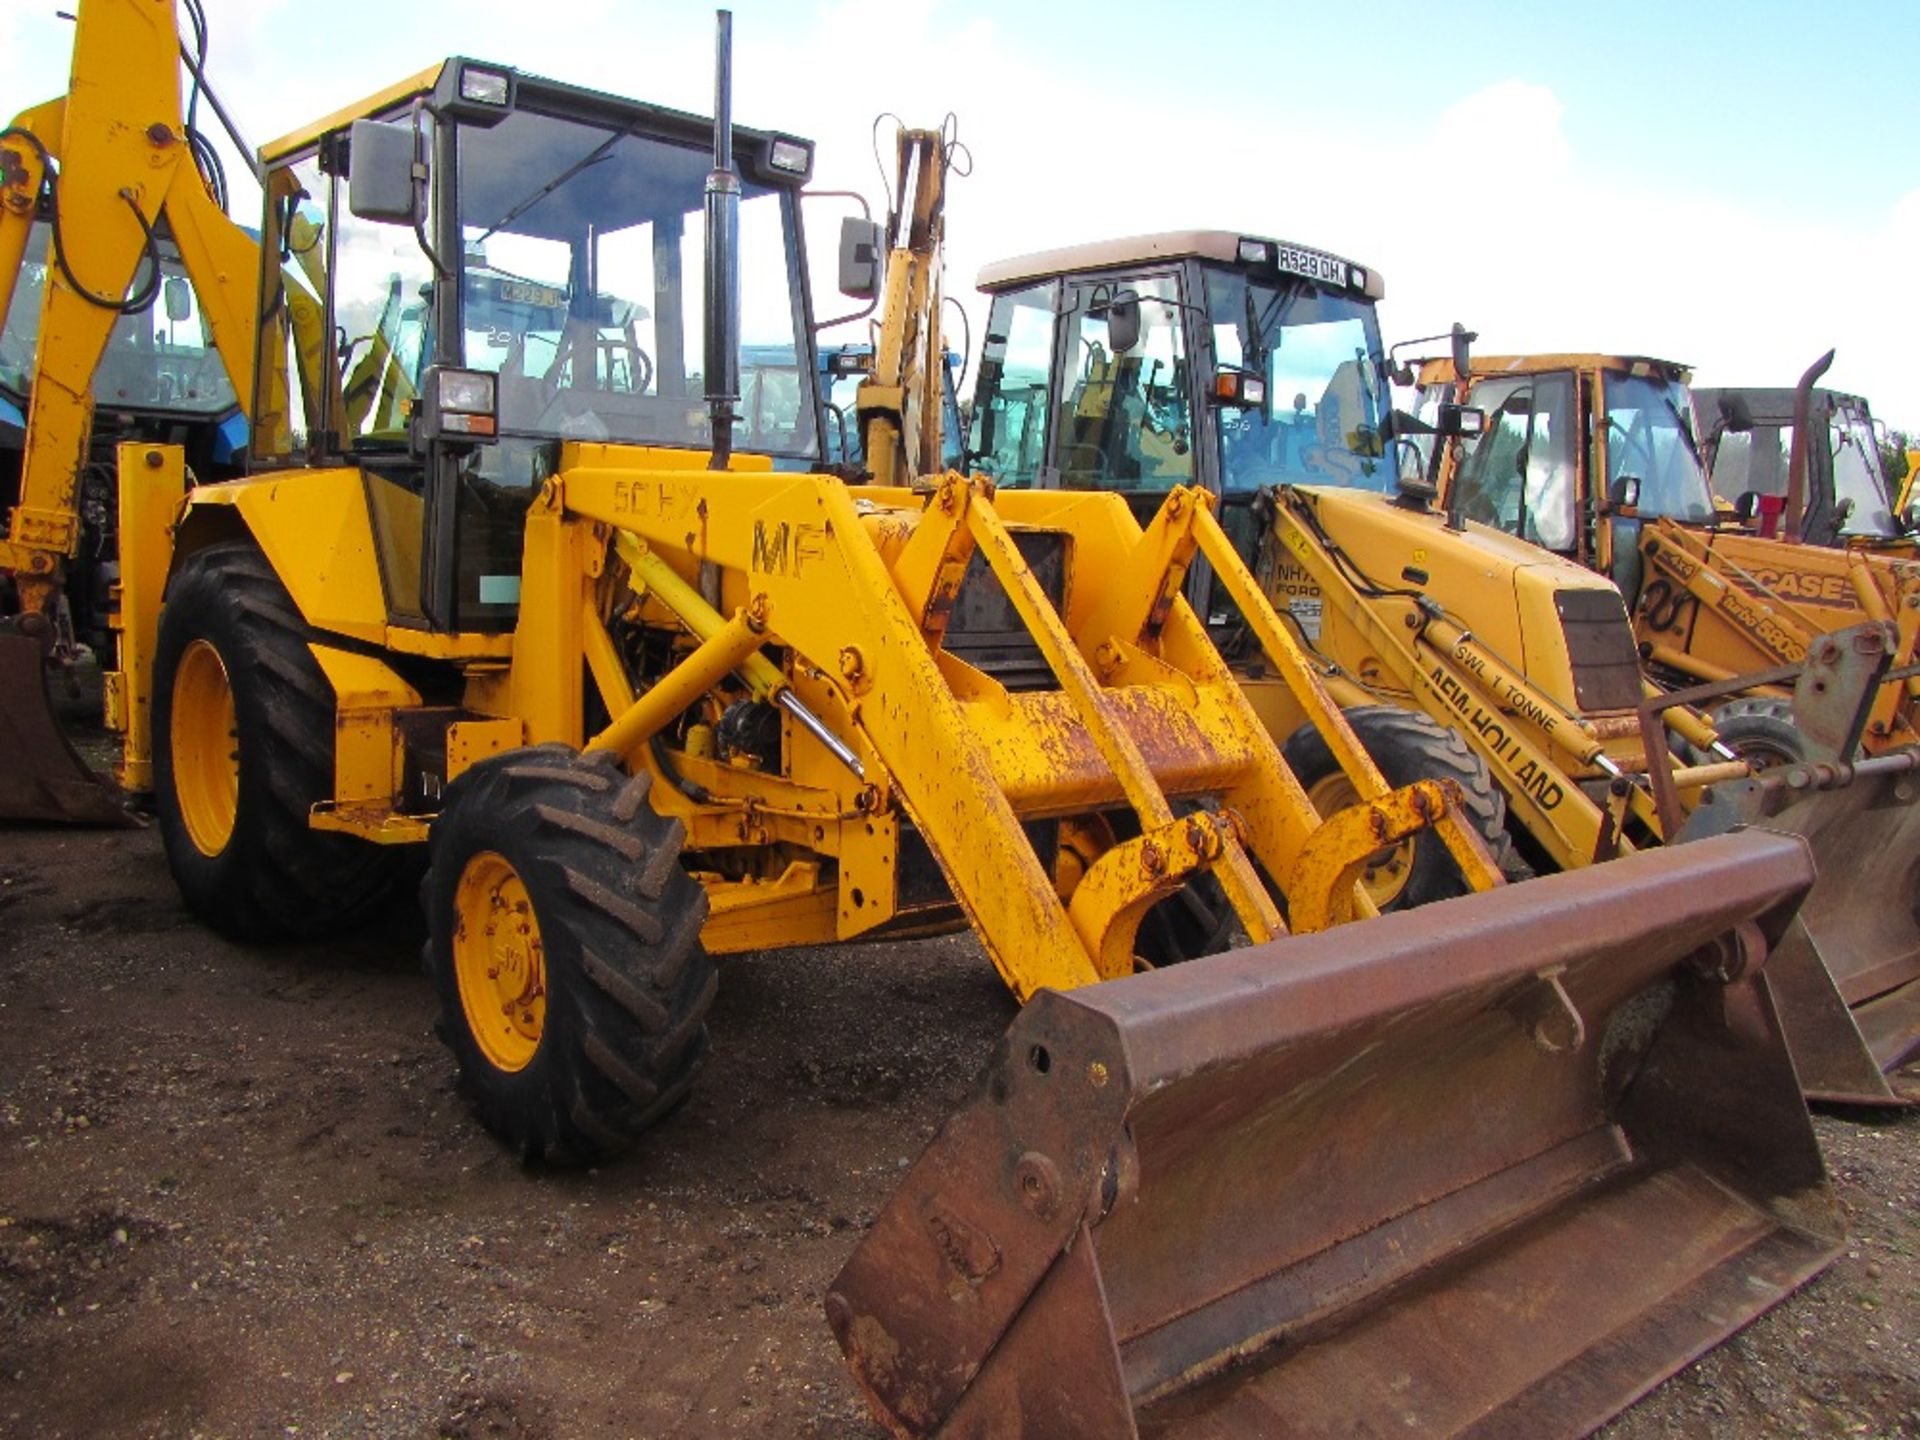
top-left (0, 631), bottom-right (134, 826)
top-left (828, 829), bottom-right (1840, 1439)
top-left (1749, 764), bottom-right (1920, 1105)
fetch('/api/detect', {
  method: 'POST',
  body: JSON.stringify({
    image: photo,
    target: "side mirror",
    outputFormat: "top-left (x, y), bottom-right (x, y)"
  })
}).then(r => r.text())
top-left (1609, 474), bottom-right (1642, 510)
top-left (837, 216), bottom-right (884, 301)
top-left (1104, 289), bottom-right (1142, 354)
top-left (163, 275), bottom-right (192, 325)
top-left (1734, 490), bottom-right (1760, 523)
top-left (1717, 393), bottom-right (1754, 435)
top-left (348, 119), bottom-right (420, 224)
top-left (1449, 321), bottom-right (1476, 382)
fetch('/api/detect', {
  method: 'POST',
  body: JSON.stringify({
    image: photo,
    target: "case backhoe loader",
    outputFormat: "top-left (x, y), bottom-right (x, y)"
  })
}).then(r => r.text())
top-left (1415, 349), bottom-right (1920, 1102)
top-left (1696, 374), bottom-right (1900, 544)
top-left (14, 8), bottom-right (1844, 1436)
top-left (956, 233), bottom-right (1918, 1117)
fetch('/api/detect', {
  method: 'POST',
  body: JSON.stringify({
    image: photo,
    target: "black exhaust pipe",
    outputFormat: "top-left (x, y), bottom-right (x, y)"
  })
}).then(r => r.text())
top-left (704, 9), bottom-right (741, 470)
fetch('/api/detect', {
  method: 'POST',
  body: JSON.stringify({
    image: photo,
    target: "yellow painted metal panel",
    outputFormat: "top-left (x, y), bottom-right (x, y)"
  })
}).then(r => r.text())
top-left (109, 441), bottom-right (185, 793)
top-left (213, 471), bottom-right (391, 644)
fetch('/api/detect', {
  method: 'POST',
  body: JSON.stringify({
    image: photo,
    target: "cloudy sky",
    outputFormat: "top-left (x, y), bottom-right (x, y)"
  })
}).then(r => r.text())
top-left (8, 0), bottom-right (1916, 426)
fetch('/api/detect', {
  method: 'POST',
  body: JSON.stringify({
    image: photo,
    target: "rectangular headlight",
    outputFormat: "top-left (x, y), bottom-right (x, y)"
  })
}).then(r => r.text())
top-left (768, 138), bottom-right (812, 174)
top-left (1237, 237), bottom-right (1275, 267)
top-left (459, 66), bottom-right (512, 106)
top-left (437, 369), bottom-right (497, 415)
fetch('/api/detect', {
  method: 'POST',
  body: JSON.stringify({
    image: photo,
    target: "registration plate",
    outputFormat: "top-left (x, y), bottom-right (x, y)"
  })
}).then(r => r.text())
top-left (1275, 244), bottom-right (1349, 288)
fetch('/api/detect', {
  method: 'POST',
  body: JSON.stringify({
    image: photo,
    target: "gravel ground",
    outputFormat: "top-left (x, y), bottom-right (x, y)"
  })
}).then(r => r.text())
top-left (0, 816), bottom-right (1914, 1440)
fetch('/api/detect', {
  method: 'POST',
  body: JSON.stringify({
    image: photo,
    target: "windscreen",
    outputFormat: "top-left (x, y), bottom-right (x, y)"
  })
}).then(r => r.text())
top-left (1830, 401), bottom-right (1896, 537)
top-left (1204, 265), bottom-right (1391, 494)
top-left (455, 108), bottom-right (815, 459)
top-left (1602, 374), bottom-right (1714, 522)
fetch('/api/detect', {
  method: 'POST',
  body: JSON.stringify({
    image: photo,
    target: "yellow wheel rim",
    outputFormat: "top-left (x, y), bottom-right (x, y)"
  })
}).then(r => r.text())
top-left (452, 851), bottom-right (547, 1073)
top-left (1307, 771), bottom-right (1415, 909)
top-left (172, 639), bottom-right (239, 857)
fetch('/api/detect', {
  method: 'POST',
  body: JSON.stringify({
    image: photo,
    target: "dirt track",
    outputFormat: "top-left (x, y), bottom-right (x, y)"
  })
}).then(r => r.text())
top-left (1, 819), bottom-right (1915, 1439)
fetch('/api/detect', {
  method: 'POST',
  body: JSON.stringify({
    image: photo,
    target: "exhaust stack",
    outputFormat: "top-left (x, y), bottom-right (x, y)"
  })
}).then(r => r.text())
top-left (703, 8), bottom-right (741, 470)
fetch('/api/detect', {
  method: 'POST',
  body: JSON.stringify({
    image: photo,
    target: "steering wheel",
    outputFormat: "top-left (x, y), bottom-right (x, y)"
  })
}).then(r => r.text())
top-left (602, 337), bottom-right (654, 395)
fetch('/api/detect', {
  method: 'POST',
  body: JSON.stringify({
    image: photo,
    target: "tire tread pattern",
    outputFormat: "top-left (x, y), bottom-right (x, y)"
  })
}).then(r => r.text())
top-left (425, 745), bottom-right (714, 1165)
top-left (153, 543), bottom-right (401, 940)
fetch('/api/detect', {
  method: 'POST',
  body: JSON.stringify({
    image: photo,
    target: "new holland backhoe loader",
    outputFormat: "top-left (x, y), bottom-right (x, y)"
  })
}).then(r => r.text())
top-left (961, 235), bottom-right (1918, 1109)
top-left (1416, 350), bottom-right (1920, 757)
top-left (14, 7), bottom-right (1847, 1435)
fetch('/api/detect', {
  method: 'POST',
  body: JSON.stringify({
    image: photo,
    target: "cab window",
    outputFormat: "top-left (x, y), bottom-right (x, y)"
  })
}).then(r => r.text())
top-left (1054, 274), bottom-right (1191, 492)
top-left (969, 281), bottom-right (1056, 488)
top-left (1454, 373), bottom-right (1578, 551)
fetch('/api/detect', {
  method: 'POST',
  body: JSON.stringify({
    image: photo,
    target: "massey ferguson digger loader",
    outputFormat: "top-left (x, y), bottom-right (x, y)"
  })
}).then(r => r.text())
top-left (960, 235), bottom-right (1917, 1107)
top-left (1418, 350), bottom-right (1920, 756)
top-left (13, 7), bottom-right (1847, 1434)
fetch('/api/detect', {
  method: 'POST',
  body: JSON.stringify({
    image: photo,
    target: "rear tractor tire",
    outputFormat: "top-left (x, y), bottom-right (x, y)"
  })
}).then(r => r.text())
top-left (424, 746), bottom-right (716, 1165)
top-left (152, 542), bottom-right (403, 940)
top-left (1283, 705), bottom-right (1513, 911)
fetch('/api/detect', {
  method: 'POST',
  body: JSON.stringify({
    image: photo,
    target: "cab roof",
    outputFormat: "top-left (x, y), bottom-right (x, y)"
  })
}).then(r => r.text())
top-left (260, 59), bottom-right (805, 176)
top-left (1692, 386), bottom-right (1872, 426)
top-left (975, 230), bottom-right (1386, 300)
top-left (1414, 354), bottom-right (1692, 386)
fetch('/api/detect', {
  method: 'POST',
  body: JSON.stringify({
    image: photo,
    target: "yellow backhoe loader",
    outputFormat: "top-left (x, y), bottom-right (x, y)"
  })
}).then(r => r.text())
top-left (12, 7), bottom-right (1846, 1436)
top-left (0, 0), bottom-right (342, 825)
top-left (958, 235), bottom-right (1917, 1109)
top-left (1415, 350), bottom-right (1920, 755)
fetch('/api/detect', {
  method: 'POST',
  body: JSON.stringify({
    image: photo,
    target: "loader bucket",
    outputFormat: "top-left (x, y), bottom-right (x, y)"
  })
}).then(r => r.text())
top-left (828, 829), bottom-right (1840, 1440)
top-left (1740, 764), bottom-right (1920, 1105)
top-left (0, 630), bottom-right (134, 826)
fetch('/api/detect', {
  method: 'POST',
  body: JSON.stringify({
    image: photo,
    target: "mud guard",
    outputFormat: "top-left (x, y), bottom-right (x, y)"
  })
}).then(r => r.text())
top-left (828, 830), bottom-right (1839, 1439)
top-left (0, 630), bottom-right (135, 826)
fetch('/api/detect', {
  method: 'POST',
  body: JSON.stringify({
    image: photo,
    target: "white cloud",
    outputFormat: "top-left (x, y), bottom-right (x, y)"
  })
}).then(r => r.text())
top-left (1380, 80), bottom-right (1917, 427)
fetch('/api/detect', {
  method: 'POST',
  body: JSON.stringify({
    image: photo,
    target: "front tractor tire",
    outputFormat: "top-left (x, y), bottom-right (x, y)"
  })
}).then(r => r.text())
top-left (424, 746), bottom-right (716, 1165)
top-left (1710, 696), bottom-right (1808, 771)
top-left (152, 542), bottom-right (402, 940)
top-left (1283, 705), bottom-right (1514, 911)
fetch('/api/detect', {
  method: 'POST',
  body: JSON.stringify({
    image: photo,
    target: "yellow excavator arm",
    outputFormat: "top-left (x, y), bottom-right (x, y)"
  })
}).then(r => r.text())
top-left (0, 0), bottom-right (261, 614)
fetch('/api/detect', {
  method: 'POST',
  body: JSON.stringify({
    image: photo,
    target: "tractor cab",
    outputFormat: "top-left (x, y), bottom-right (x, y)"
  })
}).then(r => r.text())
top-left (1695, 383), bottom-right (1900, 543)
top-left (245, 58), bottom-right (823, 633)
top-left (969, 230), bottom-right (1392, 613)
top-left (1417, 354), bottom-right (1718, 597)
